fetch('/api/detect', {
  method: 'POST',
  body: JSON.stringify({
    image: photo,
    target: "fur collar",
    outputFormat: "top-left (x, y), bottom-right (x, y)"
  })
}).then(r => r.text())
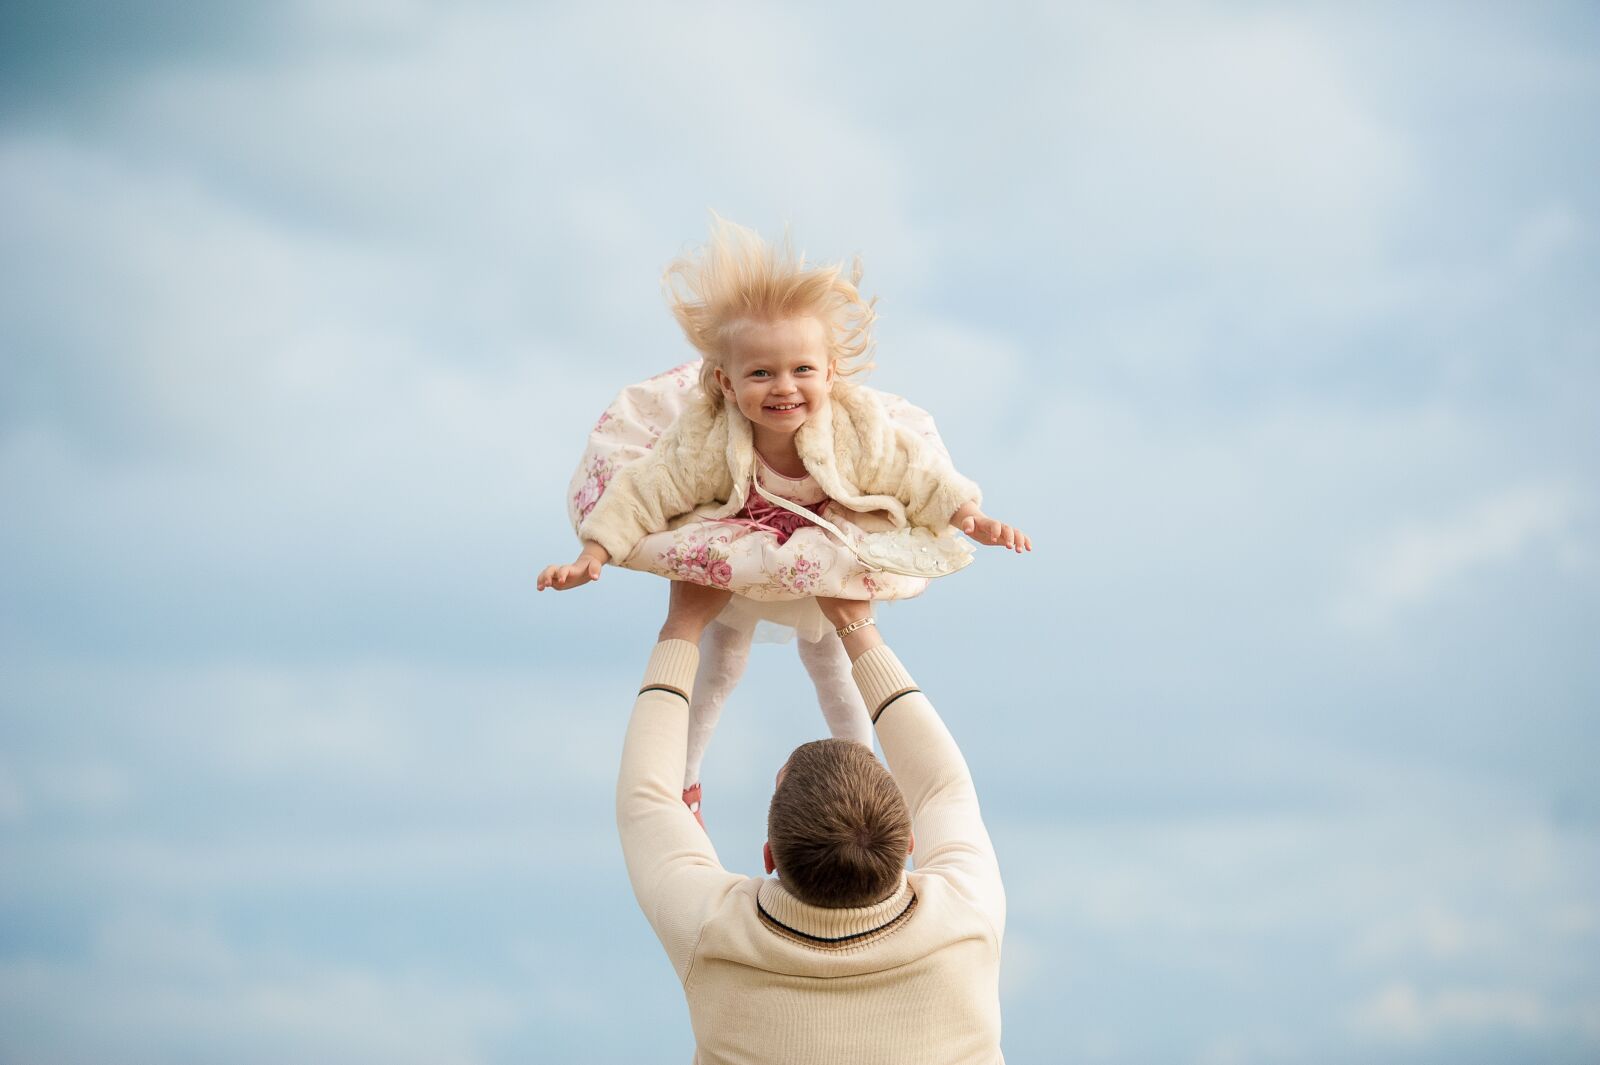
top-left (712, 382), bottom-right (911, 528)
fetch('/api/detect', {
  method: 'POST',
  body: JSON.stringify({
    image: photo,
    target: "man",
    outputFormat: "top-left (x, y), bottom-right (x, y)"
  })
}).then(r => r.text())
top-left (617, 581), bottom-right (1006, 1063)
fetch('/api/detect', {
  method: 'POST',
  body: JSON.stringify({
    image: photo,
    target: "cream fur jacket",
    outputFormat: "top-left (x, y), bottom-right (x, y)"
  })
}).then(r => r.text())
top-left (578, 381), bottom-right (981, 563)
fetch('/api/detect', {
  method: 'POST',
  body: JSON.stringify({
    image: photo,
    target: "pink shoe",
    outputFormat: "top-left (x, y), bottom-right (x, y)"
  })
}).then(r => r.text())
top-left (682, 783), bottom-right (705, 829)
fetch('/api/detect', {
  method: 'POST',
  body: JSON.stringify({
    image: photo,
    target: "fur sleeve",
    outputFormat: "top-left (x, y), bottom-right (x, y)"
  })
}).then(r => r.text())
top-left (838, 386), bottom-right (982, 529)
top-left (890, 423), bottom-right (983, 529)
top-left (578, 402), bottom-right (729, 561)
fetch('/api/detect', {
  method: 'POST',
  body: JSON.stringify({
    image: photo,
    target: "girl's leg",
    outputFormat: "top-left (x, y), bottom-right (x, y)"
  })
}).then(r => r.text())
top-left (684, 619), bottom-right (755, 793)
top-left (795, 632), bottom-right (873, 748)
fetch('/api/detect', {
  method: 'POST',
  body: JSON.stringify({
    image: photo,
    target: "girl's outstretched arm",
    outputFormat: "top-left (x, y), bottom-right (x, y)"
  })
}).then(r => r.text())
top-left (951, 500), bottom-right (1032, 554)
top-left (537, 541), bottom-right (612, 591)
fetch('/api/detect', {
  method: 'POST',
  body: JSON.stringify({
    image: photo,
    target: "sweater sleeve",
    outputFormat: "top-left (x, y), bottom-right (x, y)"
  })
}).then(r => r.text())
top-left (616, 640), bottom-right (745, 982)
top-left (852, 645), bottom-right (1006, 938)
top-left (578, 412), bottom-right (719, 561)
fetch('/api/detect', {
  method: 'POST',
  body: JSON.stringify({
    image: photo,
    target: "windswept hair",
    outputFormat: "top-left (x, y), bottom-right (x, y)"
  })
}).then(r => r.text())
top-left (767, 739), bottom-right (911, 909)
top-left (664, 215), bottom-right (878, 403)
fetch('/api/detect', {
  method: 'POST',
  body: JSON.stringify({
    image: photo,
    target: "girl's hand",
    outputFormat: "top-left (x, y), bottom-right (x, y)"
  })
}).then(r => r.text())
top-left (537, 542), bottom-right (610, 591)
top-left (959, 512), bottom-right (1032, 553)
top-left (537, 557), bottom-right (600, 591)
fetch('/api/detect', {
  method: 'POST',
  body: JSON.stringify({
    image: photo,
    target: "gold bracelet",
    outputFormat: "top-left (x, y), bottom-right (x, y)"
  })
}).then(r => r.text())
top-left (835, 617), bottom-right (877, 639)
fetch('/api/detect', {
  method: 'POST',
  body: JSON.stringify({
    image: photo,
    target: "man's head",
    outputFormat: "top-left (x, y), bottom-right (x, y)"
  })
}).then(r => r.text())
top-left (764, 739), bottom-right (912, 908)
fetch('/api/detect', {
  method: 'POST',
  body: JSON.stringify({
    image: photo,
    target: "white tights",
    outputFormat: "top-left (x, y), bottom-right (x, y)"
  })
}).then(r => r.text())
top-left (683, 620), bottom-right (873, 791)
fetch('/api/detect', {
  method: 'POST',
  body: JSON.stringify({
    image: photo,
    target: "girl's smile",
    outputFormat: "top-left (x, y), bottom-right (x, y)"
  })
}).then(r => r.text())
top-left (715, 316), bottom-right (834, 446)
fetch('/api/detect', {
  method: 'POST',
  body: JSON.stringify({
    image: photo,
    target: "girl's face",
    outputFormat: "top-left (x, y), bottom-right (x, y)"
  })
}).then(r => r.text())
top-left (715, 316), bottom-right (834, 437)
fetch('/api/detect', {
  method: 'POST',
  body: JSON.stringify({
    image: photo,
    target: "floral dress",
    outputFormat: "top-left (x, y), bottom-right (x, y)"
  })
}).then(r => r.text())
top-left (566, 361), bottom-right (945, 642)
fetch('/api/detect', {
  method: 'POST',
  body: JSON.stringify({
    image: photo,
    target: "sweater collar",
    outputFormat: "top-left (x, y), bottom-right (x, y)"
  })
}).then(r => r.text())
top-left (756, 873), bottom-right (915, 945)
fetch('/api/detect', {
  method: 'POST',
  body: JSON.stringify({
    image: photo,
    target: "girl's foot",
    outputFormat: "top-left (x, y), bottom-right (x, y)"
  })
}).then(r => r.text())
top-left (682, 783), bottom-right (705, 829)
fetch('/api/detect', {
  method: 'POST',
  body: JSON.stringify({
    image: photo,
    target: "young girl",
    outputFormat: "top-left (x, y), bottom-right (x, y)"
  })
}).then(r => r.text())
top-left (538, 218), bottom-right (1029, 824)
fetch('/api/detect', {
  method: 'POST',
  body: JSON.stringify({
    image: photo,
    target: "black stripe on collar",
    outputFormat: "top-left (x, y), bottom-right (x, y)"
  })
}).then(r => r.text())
top-left (756, 893), bottom-right (917, 945)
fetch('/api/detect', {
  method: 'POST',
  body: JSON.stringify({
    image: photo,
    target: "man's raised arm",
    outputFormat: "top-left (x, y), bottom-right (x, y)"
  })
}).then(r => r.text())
top-left (819, 600), bottom-right (1006, 939)
top-left (616, 584), bottom-right (742, 982)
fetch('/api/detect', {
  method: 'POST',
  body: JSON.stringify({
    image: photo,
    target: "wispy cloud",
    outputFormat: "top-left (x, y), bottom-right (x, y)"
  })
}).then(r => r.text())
top-left (1350, 982), bottom-right (1550, 1040)
top-left (1335, 480), bottom-right (1589, 627)
top-left (0, 912), bottom-right (523, 1065)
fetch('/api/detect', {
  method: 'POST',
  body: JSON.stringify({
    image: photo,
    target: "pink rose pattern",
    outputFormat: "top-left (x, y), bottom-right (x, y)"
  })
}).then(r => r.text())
top-left (572, 455), bottom-right (615, 521)
top-left (626, 519), bottom-right (927, 604)
top-left (773, 555), bottom-right (820, 595)
top-left (660, 528), bottom-right (736, 587)
top-left (647, 361), bottom-right (699, 390)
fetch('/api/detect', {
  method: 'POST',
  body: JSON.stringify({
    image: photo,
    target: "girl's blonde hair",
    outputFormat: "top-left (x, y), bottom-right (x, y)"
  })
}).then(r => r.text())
top-left (664, 215), bottom-right (878, 403)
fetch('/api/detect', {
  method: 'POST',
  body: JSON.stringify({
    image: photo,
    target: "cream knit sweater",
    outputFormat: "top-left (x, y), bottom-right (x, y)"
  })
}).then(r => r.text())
top-left (618, 640), bottom-right (1006, 1064)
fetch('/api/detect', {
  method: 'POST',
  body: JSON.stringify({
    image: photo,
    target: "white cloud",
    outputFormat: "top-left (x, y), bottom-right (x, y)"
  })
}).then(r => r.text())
top-left (1343, 904), bottom-right (1505, 966)
top-left (0, 913), bottom-right (521, 1065)
top-left (999, 933), bottom-right (1041, 998)
top-left (2, 657), bottom-right (628, 898)
top-left (31, 762), bottom-right (135, 813)
top-left (1020, 5), bottom-right (1415, 281)
top-left (1005, 756), bottom-right (1542, 938)
top-left (869, 316), bottom-right (1023, 440)
top-left (1546, 903), bottom-right (1596, 935)
top-left (992, 758), bottom-right (1599, 1058)
top-left (1511, 204), bottom-right (1587, 275)
top-left (1335, 480), bottom-right (1588, 627)
top-left (1195, 1032), bottom-right (1301, 1065)
top-left (0, 133), bottom-right (590, 467)
top-left (6, 654), bottom-right (621, 798)
top-left (1350, 982), bottom-right (1549, 1040)
top-left (105, 1), bottom-right (928, 288)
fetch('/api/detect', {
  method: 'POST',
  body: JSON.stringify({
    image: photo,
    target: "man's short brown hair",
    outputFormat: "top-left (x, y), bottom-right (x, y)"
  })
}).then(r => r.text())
top-left (767, 739), bottom-right (911, 908)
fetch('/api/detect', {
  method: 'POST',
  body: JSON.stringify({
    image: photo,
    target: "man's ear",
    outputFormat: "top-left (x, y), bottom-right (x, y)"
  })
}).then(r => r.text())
top-left (763, 841), bottom-right (776, 876)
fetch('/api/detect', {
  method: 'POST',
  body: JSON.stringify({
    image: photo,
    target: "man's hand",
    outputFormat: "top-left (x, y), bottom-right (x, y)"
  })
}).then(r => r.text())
top-left (815, 597), bottom-right (872, 630)
top-left (814, 597), bottom-right (882, 662)
top-left (659, 581), bottom-right (733, 644)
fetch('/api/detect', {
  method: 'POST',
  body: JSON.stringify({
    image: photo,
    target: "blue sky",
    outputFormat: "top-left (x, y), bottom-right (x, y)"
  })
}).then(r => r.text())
top-left (2, 2), bottom-right (1597, 1061)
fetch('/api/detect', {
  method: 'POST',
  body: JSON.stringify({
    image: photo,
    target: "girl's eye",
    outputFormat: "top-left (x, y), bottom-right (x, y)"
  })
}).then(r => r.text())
top-left (796, 365), bottom-right (814, 374)
top-left (751, 370), bottom-right (769, 377)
